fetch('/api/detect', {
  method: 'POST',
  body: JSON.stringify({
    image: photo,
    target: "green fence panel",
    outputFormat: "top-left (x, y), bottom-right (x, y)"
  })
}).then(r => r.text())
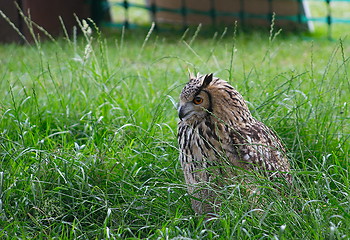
top-left (101, 0), bottom-right (350, 38)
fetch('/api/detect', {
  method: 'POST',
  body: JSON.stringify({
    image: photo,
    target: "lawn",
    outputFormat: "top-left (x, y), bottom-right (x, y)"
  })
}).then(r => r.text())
top-left (0, 20), bottom-right (349, 239)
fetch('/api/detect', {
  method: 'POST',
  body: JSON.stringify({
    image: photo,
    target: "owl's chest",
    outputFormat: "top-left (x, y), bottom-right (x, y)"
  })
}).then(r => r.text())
top-left (178, 125), bottom-right (216, 183)
top-left (178, 123), bottom-right (224, 169)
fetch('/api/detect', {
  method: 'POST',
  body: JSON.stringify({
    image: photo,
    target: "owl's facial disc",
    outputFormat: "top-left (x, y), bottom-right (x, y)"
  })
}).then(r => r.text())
top-left (178, 92), bottom-right (210, 121)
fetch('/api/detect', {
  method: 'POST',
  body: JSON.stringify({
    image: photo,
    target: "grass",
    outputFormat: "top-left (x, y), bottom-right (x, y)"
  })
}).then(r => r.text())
top-left (0, 18), bottom-right (349, 239)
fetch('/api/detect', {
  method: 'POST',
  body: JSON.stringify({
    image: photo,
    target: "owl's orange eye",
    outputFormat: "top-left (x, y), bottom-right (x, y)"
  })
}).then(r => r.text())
top-left (193, 96), bottom-right (203, 105)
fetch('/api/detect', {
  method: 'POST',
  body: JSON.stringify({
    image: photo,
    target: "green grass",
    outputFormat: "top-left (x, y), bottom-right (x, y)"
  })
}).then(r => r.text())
top-left (0, 21), bottom-right (349, 239)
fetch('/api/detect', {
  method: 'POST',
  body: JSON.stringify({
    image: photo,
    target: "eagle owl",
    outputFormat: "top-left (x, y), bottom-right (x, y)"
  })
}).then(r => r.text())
top-left (177, 73), bottom-right (291, 214)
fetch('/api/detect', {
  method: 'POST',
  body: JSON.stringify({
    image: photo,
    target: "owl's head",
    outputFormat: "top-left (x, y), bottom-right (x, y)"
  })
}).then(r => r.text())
top-left (178, 73), bottom-right (251, 123)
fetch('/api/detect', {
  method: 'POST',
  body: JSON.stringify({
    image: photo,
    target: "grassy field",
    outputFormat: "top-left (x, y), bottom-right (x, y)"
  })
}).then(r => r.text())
top-left (0, 20), bottom-right (349, 239)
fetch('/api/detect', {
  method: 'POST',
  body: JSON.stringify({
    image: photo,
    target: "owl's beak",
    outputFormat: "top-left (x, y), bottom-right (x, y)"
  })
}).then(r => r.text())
top-left (178, 103), bottom-right (194, 120)
top-left (178, 106), bottom-right (185, 120)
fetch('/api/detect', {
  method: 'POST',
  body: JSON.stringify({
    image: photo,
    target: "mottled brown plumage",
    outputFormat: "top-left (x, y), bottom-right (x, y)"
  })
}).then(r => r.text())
top-left (177, 73), bottom-right (291, 214)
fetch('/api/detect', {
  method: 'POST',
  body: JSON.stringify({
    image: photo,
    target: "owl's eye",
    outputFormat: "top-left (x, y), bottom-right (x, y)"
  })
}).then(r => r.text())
top-left (193, 96), bottom-right (203, 105)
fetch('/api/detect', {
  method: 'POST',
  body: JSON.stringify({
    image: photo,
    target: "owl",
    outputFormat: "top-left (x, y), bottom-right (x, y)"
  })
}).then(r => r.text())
top-left (177, 73), bottom-right (291, 214)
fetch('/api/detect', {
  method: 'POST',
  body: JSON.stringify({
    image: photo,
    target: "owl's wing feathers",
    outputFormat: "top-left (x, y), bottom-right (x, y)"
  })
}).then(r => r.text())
top-left (226, 120), bottom-right (290, 179)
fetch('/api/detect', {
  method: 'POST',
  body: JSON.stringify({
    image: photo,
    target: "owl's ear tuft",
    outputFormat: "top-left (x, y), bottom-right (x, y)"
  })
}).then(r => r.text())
top-left (202, 73), bottom-right (213, 88)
